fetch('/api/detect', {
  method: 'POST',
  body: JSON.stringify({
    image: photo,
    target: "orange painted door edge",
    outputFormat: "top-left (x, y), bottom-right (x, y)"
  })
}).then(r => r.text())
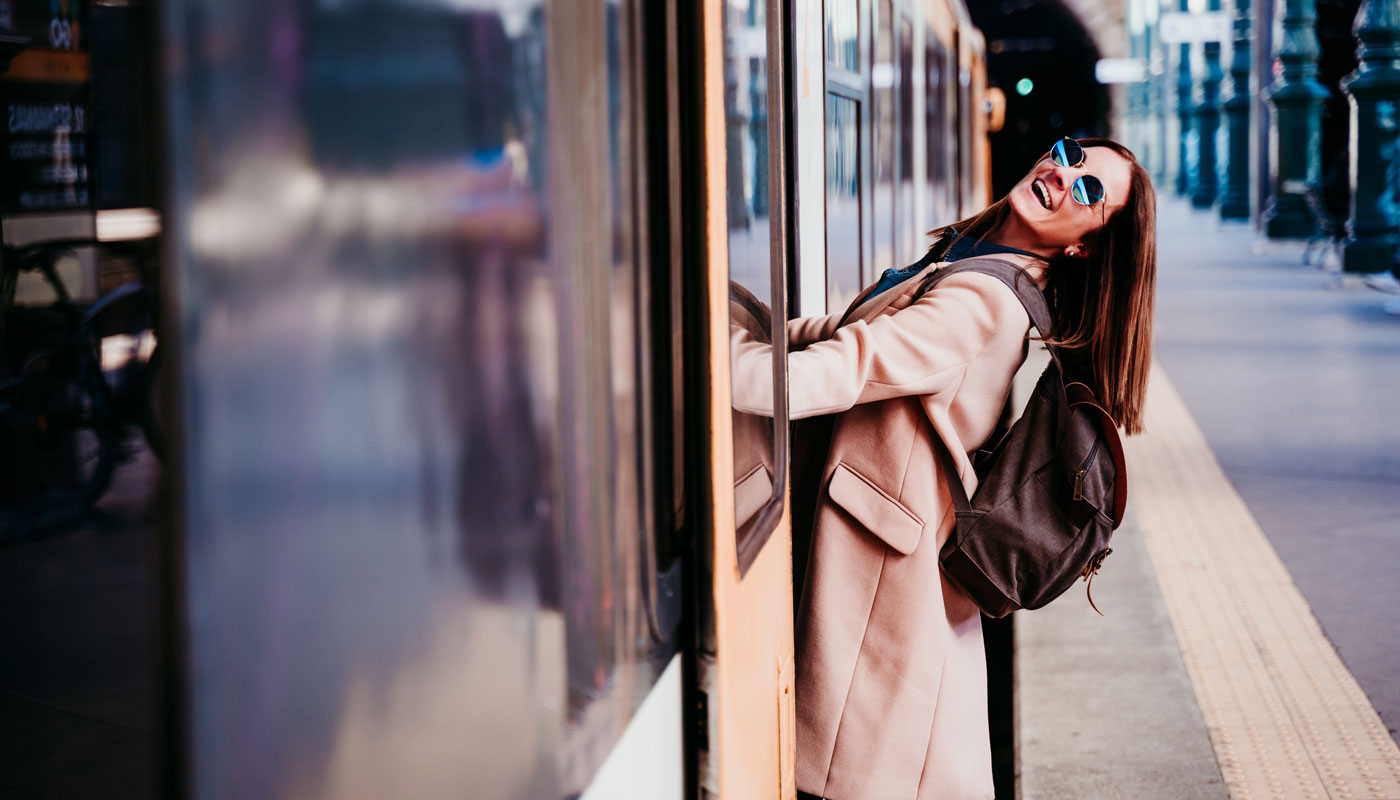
top-left (699, 1), bottom-right (797, 798)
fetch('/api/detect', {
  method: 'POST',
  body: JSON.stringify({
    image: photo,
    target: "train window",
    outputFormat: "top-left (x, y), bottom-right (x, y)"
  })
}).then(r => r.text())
top-left (825, 94), bottom-right (863, 311)
top-left (823, 0), bottom-right (866, 312)
top-left (926, 34), bottom-right (943, 223)
top-left (723, 0), bottom-right (789, 574)
top-left (898, 14), bottom-right (915, 263)
top-left (958, 45), bottom-right (975, 214)
top-left (926, 33), bottom-right (950, 226)
top-left (872, 0), bottom-right (895, 275)
top-left (945, 45), bottom-right (962, 215)
top-left (826, 0), bottom-right (860, 73)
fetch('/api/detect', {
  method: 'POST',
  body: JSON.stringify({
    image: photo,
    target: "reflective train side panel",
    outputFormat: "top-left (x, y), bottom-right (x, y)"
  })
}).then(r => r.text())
top-left (162, 1), bottom-right (689, 797)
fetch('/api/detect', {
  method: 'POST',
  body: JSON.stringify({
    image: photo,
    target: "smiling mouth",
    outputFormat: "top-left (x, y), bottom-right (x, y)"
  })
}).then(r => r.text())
top-left (1031, 178), bottom-right (1053, 210)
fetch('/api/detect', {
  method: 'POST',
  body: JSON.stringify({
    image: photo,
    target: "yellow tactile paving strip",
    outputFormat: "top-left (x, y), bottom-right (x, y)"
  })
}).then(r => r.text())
top-left (1127, 365), bottom-right (1400, 800)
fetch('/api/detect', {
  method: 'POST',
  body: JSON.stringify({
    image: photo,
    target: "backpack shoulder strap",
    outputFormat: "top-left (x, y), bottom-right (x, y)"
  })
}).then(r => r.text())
top-left (934, 434), bottom-right (973, 516)
top-left (922, 256), bottom-right (1059, 516)
top-left (914, 255), bottom-right (1054, 336)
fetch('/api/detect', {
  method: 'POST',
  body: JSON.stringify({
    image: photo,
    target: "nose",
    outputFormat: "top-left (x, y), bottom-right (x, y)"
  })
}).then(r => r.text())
top-left (1047, 165), bottom-right (1073, 191)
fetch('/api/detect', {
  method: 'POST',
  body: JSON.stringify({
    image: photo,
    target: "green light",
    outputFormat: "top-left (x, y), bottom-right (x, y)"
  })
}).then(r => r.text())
top-left (1016, 78), bottom-right (1034, 96)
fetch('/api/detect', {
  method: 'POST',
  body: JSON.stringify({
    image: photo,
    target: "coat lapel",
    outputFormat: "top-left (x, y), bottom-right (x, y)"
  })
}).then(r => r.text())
top-left (846, 260), bottom-right (942, 324)
top-left (838, 247), bottom-right (945, 326)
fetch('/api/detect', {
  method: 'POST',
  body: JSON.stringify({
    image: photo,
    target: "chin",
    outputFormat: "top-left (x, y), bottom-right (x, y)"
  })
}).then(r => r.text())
top-left (1007, 185), bottom-right (1037, 225)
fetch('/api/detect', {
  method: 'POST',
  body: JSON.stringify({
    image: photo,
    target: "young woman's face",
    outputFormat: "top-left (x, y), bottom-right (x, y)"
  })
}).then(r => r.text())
top-left (1005, 144), bottom-right (1134, 254)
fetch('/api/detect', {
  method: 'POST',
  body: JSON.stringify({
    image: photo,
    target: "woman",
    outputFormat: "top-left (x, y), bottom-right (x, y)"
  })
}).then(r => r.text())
top-left (731, 138), bottom-right (1157, 800)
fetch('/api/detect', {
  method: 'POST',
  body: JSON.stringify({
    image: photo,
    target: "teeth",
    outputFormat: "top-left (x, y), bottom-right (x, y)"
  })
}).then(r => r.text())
top-left (1033, 179), bottom-right (1052, 210)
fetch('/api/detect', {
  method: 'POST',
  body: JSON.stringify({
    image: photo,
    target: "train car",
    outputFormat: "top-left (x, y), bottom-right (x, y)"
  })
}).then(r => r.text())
top-left (0, 1), bottom-right (997, 798)
top-left (713, 1), bottom-right (997, 797)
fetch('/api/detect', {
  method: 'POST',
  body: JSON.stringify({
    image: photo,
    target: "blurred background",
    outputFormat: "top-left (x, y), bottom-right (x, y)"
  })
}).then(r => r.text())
top-left (0, 0), bottom-right (1394, 799)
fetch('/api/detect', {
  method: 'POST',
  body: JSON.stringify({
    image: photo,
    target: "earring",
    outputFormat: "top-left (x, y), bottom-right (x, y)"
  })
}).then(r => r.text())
top-left (1066, 248), bottom-right (1078, 258)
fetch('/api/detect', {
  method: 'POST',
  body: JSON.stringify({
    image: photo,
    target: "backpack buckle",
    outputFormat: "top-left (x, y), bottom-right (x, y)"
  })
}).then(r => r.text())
top-left (1082, 548), bottom-right (1112, 578)
top-left (1082, 548), bottom-right (1113, 616)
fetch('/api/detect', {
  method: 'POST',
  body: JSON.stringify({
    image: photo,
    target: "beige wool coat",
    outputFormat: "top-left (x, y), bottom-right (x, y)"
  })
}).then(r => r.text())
top-left (731, 260), bottom-right (1044, 800)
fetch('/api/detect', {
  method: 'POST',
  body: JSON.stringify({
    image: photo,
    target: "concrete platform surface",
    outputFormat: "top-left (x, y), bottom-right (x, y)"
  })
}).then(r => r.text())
top-left (1016, 508), bottom-right (1227, 800)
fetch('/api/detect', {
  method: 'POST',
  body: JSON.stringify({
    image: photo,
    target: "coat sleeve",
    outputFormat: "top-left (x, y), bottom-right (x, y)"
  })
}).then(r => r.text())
top-left (731, 272), bottom-right (1030, 419)
top-left (786, 312), bottom-right (841, 348)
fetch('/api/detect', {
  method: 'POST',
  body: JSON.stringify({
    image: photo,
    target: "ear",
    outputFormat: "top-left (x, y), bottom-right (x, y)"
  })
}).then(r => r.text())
top-left (1063, 242), bottom-right (1089, 259)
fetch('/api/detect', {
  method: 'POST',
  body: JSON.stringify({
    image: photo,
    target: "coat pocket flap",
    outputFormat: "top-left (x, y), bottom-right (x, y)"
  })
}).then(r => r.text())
top-left (828, 463), bottom-right (925, 555)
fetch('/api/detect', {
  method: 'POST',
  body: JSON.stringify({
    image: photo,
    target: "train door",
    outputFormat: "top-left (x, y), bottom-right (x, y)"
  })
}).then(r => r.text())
top-left (701, 0), bottom-right (797, 796)
top-left (158, 1), bottom-right (694, 798)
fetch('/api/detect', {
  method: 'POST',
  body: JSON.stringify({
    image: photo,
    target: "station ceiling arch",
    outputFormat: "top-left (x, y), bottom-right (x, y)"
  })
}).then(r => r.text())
top-left (1058, 0), bottom-right (1127, 60)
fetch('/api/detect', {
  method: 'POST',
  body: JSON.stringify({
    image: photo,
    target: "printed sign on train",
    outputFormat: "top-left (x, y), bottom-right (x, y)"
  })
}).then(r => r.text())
top-left (6, 0), bottom-right (84, 51)
top-left (3, 84), bottom-right (91, 212)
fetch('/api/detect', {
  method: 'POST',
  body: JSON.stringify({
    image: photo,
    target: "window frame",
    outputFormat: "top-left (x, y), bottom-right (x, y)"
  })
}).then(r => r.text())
top-left (726, 0), bottom-right (793, 578)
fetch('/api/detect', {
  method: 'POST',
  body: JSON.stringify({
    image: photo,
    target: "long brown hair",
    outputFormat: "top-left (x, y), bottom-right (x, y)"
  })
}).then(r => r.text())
top-left (929, 138), bottom-right (1157, 434)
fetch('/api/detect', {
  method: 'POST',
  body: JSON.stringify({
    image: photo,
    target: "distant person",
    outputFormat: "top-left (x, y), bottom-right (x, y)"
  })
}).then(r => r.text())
top-left (731, 138), bottom-right (1157, 799)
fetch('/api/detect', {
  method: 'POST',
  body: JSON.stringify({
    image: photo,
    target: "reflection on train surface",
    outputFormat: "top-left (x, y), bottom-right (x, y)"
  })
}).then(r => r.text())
top-left (0, 0), bottom-right (999, 797)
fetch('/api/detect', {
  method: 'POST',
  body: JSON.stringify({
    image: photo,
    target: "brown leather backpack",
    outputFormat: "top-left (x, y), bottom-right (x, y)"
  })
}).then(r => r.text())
top-left (916, 257), bottom-right (1128, 618)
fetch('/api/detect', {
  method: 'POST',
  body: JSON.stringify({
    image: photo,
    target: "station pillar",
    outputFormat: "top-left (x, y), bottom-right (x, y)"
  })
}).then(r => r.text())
top-left (1193, 0), bottom-right (1224, 207)
top-left (1177, 0), bottom-right (1196, 197)
top-left (1220, 0), bottom-right (1252, 219)
top-left (1341, 0), bottom-right (1400, 272)
top-left (1264, 0), bottom-right (1330, 237)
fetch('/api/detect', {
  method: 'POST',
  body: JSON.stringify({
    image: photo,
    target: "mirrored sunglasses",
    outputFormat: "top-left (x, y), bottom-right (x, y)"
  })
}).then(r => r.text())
top-left (1049, 138), bottom-right (1106, 207)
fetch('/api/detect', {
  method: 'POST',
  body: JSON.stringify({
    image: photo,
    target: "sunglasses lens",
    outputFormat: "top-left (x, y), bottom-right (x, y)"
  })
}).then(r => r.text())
top-left (1051, 138), bottom-right (1082, 168)
top-left (1072, 175), bottom-right (1105, 206)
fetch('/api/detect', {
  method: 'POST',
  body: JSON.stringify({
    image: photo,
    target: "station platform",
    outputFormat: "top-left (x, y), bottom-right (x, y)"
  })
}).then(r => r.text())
top-left (1014, 200), bottom-right (1400, 799)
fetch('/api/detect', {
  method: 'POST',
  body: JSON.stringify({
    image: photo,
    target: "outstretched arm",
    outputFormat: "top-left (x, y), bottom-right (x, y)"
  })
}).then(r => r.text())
top-left (786, 313), bottom-right (842, 349)
top-left (731, 273), bottom-right (1029, 419)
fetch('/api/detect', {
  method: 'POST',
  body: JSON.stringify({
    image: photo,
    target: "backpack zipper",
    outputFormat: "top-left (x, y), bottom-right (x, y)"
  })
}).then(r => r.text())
top-left (1073, 438), bottom-right (1101, 502)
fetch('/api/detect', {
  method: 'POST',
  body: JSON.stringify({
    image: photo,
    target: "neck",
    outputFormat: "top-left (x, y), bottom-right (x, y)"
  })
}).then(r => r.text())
top-left (984, 216), bottom-right (1059, 260)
